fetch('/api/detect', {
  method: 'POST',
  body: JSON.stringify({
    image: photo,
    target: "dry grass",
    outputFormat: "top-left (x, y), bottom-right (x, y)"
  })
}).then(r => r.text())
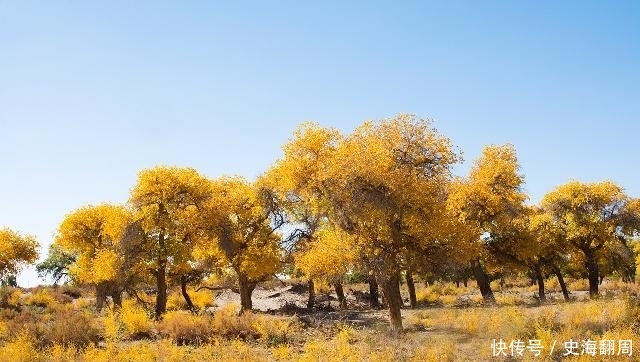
top-left (0, 282), bottom-right (638, 361)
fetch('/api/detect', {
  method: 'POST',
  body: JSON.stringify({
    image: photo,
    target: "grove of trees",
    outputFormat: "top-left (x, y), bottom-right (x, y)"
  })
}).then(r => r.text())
top-left (4, 114), bottom-right (639, 333)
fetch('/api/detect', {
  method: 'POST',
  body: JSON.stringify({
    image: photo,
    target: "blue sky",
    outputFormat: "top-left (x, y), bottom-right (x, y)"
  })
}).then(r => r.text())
top-left (1, 1), bottom-right (638, 286)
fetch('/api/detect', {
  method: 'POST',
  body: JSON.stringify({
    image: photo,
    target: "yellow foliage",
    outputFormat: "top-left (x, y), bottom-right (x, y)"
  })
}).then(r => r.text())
top-left (167, 288), bottom-right (214, 311)
top-left (120, 299), bottom-right (152, 338)
top-left (102, 308), bottom-right (121, 342)
top-left (203, 176), bottom-right (282, 283)
top-left (252, 315), bottom-right (297, 345)
top-left (54, 204), bottom-right (131, 284)
top-left (295, 224), bottom-right (357, 283)
top-left (26, 289), bottom-right (57, 308)
top-left (0, 228), bottom-right (39, 278)
top-left (0, 333), bottom-right (41, 362)
top-left (158, 311), bottom-right (214, 344)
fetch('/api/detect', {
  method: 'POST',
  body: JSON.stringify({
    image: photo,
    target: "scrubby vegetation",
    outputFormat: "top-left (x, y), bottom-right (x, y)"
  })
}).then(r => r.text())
top-left (0, 278), bottom-right (638, 361)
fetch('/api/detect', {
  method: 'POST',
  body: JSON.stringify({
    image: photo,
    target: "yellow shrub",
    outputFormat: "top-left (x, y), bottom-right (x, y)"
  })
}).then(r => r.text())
top-left (415, 289), bottom-right (439, 304)
top-left (211, 305), bottom-right (258, 340)
top-left (7, 289), bottom-right (23, 307)
top-left (120, 299), bottom-right (152, 339)
top-left (439, 295), bottom-right (458, 306)
top-left (411, 340), bottom-right (455, 362)
top-left (270, 344), bottom-right (294, 361)
top-left (26, 289), bottom-right (56, 308)
top-left (496, 293), bottom-right (526, 306)
top-left (567, 278), bottom-right (589, 291)
top-left (72, 298), bottom-right (92, 310)
top-left (158, 311), bottom-right (214, 345)
top-left (46, 344), bottom-right (78, 362)
top-left (167, 289), bottom-right (214, 311)
top-left (102, 308), bottom-right (121, 342)
top-left (252, 315), bottom-right (296, 345)
top-left (408, 311), bottom-right (434, 330)
top-left (461, 312), bottom-right (481, 335)
top-left (0, 320), bottom-right (8, 339)
top-left (0, 333), bottom-right (41, 362)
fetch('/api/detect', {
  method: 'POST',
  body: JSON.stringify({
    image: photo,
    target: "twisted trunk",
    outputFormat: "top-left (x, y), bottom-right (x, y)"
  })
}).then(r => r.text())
top-left (470, 259), bottom-right (494, 302)
top-left (550, 263), bottom-right (570, 301)
top-left (181, 275), bottom-right (195, 312)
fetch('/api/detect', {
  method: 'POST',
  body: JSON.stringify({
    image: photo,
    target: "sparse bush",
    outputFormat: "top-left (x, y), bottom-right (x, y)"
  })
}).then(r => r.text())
top-left (42, 309), bottom-right (100, 348)
top-left (59, 285), bottom-right (83, 299)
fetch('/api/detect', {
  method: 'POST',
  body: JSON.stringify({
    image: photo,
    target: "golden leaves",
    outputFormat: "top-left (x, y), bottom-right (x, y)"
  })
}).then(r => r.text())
top-left (0, 228), bottom-right (39, 277)
top-left (54, 204), bottom-right (132, 284)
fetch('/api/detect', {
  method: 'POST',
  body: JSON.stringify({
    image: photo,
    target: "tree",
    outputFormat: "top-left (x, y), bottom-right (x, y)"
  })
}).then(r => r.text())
top-left (294, 222), bottom-right (358, 309)
top-left (130, 166), bottom-right (212, 318)
top-left (0, 228), bottom-right (38, 285)
top-left (36, 244), bottom-right (76, 285)
top-left (53, 203), bottom-right (135, 309)
top-left (528, 208), bottom-right (572, 301)
top-left (201, 176), bottom-right (283, 313)
top-left (448, 144), bottom-right (529, 302)
top-left (263, 122), bottom-right (343, 308)
top-left (541, 181), bottom-right (640, 297)
top-left (312, 114), bottom-right (460, 332)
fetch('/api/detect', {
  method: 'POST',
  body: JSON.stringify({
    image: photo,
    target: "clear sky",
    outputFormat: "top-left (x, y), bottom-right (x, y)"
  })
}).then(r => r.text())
top-left (1, 1), bottom-right (638, 287)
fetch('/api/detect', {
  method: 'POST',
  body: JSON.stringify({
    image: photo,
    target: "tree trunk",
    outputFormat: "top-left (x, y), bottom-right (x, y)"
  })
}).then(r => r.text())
top-left (533, 264), bottom-right (546, 302)
top-left (111, 287), bottom-right (123, 309)
top-left (584, 251), bottom-right (600, 298)
top-left (463, 278), bottom-right (468, 287)
top-left (181, 275), bottom-right (195, 312)
top-left (334, 282), bottom-right (347, 309)
top-left (368, 277), bottom-right (380, 308)
top-left (378, 272), bottom-right (403, 333)
top-left (95, 283), bottom-right (107, 311)
top-left (155, 259), bottom-right (168, 319)
top-left (238, 274), bottom-right (256, 314)
top-left (551, 263), bottom-right (570, 301)
top-left (599, 275), bottom-right (605, 285)
top-left (470, 259), bottom-right (495, 302)
top-left (155, 232), bottom-right (168, 319)
top-left (405, 270), bottom-right (417, 308)
top-left (307, 279), bottom-right (315, 309)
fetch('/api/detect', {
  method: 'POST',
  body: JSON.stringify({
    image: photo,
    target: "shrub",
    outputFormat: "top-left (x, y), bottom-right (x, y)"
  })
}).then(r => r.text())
top-left (102, 308), bottom-right (121, 342)
top-left (59, 285), bottom-right (83, 299)
top-left (0, 287), bottom-right (22, 309)
top-left (211, 305), bottom-right (259, 340)
top-left (25, 289), bottom-right (58, 308)
top-left (157, 311), bottom-right (214, 345)
top-left (252, 315), bottom-right (297, 346)
top-left (42, 309), bottom-right (100, 348)
top-left (167, 288), bottom-right (214, 311)
top-left (120, 299), bottom-right (153, 339)
top-left (0, 333), bottom-right (41, 362)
